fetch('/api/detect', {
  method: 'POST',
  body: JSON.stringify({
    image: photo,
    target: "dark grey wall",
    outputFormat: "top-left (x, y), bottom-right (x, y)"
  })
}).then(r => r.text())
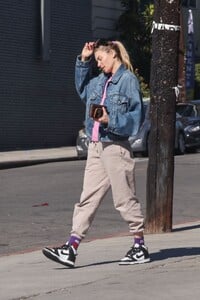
top-left (0, 0), bottom-right (92, 151)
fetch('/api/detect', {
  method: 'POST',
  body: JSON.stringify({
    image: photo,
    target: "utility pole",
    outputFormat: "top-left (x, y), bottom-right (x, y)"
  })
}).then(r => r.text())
top-left (146, 0), bottom-right (181, 233)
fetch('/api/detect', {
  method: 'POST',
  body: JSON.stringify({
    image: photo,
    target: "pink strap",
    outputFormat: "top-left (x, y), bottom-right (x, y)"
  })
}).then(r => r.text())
top-left (91, 77), bottom-right (112, 141)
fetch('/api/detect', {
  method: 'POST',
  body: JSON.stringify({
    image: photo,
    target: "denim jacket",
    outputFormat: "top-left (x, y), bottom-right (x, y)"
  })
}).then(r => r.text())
top-left (75, 56), bottom-right (143, 142)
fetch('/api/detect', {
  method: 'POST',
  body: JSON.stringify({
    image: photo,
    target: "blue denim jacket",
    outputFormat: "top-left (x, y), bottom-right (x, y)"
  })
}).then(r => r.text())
top-left (75, 56), bottom-right (143, 142)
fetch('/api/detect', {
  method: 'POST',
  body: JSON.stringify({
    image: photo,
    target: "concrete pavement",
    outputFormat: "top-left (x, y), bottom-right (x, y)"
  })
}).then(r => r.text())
top-left (0, 147), bottom-right (199, 299)
top-left (0, 147), bottom-right (78, 169)
top-left (0, 221), bottom-right (199, 300)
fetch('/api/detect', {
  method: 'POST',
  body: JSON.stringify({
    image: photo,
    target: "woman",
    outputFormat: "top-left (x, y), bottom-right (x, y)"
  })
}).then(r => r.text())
top-left (43, 39), bottom-right (150, 267)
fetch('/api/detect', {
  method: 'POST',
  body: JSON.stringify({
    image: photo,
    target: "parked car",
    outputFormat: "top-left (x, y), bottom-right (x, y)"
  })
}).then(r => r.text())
top-left (175, 100), bottom-right (200, 118)
top-left (184, 120), bottom-right (200, 150)
top-left (176, 100), bottom-right (200, 151)
top-left (129, 101), bottom-right (186, 156)
top-left (76, 100), bottom-right (200, 158)
top-left (76, 126), bottom-right (89, 159)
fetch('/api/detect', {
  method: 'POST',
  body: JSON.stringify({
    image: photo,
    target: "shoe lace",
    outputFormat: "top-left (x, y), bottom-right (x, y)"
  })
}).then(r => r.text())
top-left (52, 244), bottom-right (68, 251)
top-left (126, 245), bottom-right (141, 257)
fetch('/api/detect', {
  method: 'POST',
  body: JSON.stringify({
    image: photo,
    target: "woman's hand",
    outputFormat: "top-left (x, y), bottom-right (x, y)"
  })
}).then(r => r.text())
top-left (81, 42), bottom-right (95, 61)
top-left (94, 107), bottom-right (109, 124)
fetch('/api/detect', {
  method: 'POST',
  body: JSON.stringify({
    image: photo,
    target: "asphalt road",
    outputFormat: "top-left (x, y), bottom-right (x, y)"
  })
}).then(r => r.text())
top-left (0, 153), bottom-right (200, 256)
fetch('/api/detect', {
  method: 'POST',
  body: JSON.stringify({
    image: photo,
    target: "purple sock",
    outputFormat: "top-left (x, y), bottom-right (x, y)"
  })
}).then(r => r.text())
top-left (134, 237), bottom-right (144, 246)
top-left (67, 235), bottom-right (81, 250)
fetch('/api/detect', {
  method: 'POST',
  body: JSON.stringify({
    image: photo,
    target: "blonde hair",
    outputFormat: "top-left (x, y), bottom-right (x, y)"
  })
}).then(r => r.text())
top-left (94, 39), bottom-right (133, 72)
top-left (113, 41), bottom-right (133, 72)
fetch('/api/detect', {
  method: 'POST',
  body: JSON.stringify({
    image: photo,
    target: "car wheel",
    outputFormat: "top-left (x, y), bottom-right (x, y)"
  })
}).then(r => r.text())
top-left (176, 132), bottom-right (185, 155)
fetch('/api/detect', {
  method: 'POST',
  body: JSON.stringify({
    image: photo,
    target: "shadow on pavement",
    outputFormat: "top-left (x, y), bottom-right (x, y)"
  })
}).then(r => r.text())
top-left (150, 247), bottom-right (200, 261)
top-left (54, 260), bottom-right (120, 270)
top-left (53, 247), bottom-right (200, 270)
top-left (173, 223), bottom-right (200, 232)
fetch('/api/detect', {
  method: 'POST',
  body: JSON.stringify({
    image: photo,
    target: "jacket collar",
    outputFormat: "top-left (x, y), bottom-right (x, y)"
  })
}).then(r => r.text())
top-left (111, 64), bottom-right (126, 84)
top-left (98, 64), bottom-right (126, 87)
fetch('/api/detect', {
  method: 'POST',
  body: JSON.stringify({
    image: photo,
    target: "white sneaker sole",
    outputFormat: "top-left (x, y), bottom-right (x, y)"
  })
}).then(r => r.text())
top-left (119, 258), bottom-right (150, 265)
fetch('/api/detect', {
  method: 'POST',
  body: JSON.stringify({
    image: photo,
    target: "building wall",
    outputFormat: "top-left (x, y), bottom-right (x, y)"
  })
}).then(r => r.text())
top-left (0, 0), bottom-right (92, 151)
top-left (91, 0), bottom-right (124, 39)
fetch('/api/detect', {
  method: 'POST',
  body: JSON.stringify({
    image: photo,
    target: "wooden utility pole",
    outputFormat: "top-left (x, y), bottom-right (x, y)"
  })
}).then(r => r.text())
top-left (146, 0), bottom-right (181, 233)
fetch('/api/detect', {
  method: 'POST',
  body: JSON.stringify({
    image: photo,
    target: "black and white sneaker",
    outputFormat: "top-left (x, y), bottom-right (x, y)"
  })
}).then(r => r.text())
top-left (119, 244), bottom-right (150, 265)
top-left (42, 244), bottom-right (77, 268)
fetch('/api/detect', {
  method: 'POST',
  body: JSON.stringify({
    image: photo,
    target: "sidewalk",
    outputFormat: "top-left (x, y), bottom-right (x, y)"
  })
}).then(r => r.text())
top-left (0, 147), bottom-right (78, 169)
top-left (0, 221), bottom-right (199, 300)
top-left (0, 148), bottom-right (199, 299)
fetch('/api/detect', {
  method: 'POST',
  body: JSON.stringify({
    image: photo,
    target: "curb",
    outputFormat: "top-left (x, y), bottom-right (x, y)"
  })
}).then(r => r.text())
top-left (0, 147), bottom-right (78, 169)
top-left (0, 156), bottom-right (78, 170)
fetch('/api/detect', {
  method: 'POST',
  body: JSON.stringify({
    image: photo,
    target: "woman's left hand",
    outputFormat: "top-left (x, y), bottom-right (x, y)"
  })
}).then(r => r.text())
top-left (95, 107), bottom-right (109, 124)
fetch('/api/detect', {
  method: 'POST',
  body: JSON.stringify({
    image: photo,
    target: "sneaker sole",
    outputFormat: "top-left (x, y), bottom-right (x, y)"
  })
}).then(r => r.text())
top-left (42, 248), bottom-right (75, 268)
top-left (119, 258), bottom-right (150, 265)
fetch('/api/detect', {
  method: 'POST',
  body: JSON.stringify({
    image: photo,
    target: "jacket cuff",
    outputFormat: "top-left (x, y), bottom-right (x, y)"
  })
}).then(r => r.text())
top-left (76, 55), bottom-right (92, 67)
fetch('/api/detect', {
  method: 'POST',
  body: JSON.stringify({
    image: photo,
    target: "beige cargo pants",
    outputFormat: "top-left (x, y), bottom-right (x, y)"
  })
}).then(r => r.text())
top-left (71, 141), bottom-right (145, 239)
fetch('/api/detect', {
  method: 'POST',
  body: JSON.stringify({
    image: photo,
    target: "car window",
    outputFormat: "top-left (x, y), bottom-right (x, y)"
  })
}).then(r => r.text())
top-left (176, 104), bottom-right (196, 117)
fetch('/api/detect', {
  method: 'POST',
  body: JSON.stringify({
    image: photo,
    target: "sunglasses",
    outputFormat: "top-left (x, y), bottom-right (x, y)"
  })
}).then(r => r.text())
top-left (94, 39), bottom-right (114, 48)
